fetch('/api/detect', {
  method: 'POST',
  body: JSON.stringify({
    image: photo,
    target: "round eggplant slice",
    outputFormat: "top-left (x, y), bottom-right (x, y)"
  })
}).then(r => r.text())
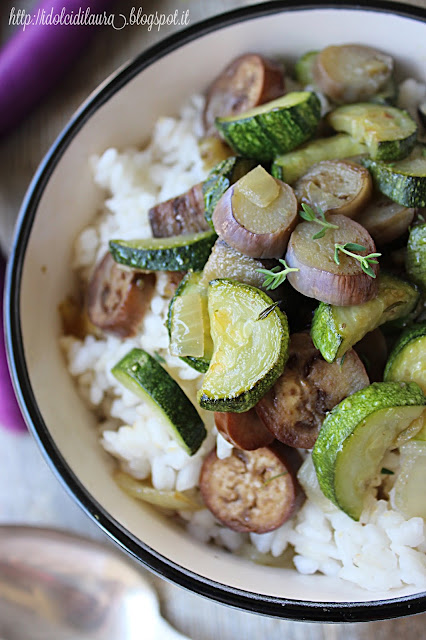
top-left (256, 333), bottom-right (369, 450)
top-left (212, 166), bottom-right (298, 259)
top-left (285, 214), bottom-right (379, 306)
top-left (294, 160), bottom-right (372, 218)
top-left (214, 408), bottom-right (274, 451)
top-left (313, 44), bottom-right (393, 104)
top-left (87, 252), bottom-right (156, 338)
top-left (203, 53), bottom-right (285, 137)
top-left (356, 193), bottom-right (415, 246)
top-left (199, 443), bottom-right (304, 533)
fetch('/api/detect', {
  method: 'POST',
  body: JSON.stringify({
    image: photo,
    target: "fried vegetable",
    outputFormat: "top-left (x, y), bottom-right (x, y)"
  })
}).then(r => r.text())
top-left (212, 166), bottom-right (298, 258)
top-left (256, 332), bottom-right (369, 449)
top-left (214, 409), bottom-right (274, 450)
top-left (312, 382), bottom-right (426, 520)
top-left (87, 252), bottom-right (155, 338)
top-left (285, 215), bottom-right (379, 306)
top-left (148, 183), bottom-right (209, 238)
top-left (356, 194), bottom-right (415, 245)
top-left (294, 160), bottom-right (372, 218)
top-left (313, 44), bottom-right (393, 103)
top-left (203, 53), bottom-right (285, 136)
top-left (199, 444), bottom-right (304, 533)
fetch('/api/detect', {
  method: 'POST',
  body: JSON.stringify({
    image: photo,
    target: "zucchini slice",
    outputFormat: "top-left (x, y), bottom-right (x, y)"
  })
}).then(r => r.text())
top-left (109, 231), bottom-right (217, 272)
top-left (202, 156), bottom-right (257, 229)
top-left (294, 50), bottom-right (319, 86)
top-left (198, 279), bottom-right (289, 412)
top-left (271, 134), bottom-right (367, 184)
top-left (112, 348), bottom-right (206, 455)
top-left (216, 91), bottom-right (321, 162)
top-left (391, 438), bottom-right (426, 519)
top-left (328, 103), bottom-right (417, 161)
top-left (384, 323), bottom-right (426, 393)
top-left (406, 222), bottom-right (426, 287)
top-left (167, 271), bottom-right (213, 373)
top-left (312, 382), bottom-right (426, 520)
top-left (311, 273), bottom-right (419, 362)
top-left (362, 146), bottom-right (426, 208)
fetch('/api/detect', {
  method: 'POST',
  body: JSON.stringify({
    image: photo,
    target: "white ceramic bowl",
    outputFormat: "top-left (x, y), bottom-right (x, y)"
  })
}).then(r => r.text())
top-left (5, 1), bottom-right (426, 622)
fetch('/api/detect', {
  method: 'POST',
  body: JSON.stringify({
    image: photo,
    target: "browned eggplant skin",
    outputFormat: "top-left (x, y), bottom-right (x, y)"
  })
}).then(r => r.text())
top-left (87, 252), bottom-right (156, 338)
top-left (285, 215), bottom-right (379, 306)
top-left (256, 333), bottom-right (369, 450)
top-left (214, 409), bottom-right (274, 450)
top-left (203, 53), bottom-right (285, 136)
top-left (148, 183), bottom-right (209, 238)
top-left (212, 183), bottom-right (298, 259)
top-left (199, 444), bottom-right (304, 533)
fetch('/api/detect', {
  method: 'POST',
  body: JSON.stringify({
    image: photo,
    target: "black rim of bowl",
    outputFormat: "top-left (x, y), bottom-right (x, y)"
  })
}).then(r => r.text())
top-left (5, 0), bottom-right (426, 623)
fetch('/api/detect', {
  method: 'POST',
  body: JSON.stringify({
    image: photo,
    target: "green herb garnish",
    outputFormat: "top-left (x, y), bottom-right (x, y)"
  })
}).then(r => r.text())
top-left (334, 242), bottom-right (381, 278)
top-left (263, 472), bottom-right (288, 486)
top-left (256, 259), bottom-right (299, 291)
top-left (339, 353), bottom-right (347, 367)
top-left (381, 467), bottom-right (395, 475)
top-left (256, 301), bottom-right (281, 321)
top-left (299, 203), bottom-right (339, 239)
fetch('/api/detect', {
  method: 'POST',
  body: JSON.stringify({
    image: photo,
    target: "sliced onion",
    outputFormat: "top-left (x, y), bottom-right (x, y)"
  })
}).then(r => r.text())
top-left (114, 471), bottom-right (203, 511)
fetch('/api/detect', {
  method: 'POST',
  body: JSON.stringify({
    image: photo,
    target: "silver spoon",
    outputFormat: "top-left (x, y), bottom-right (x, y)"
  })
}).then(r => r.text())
top-left (0, 525), bottom-right (191, 640)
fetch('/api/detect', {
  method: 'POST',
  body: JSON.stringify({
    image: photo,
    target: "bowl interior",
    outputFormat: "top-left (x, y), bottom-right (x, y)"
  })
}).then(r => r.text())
top-left (9, 3), bottom-right (426, 617)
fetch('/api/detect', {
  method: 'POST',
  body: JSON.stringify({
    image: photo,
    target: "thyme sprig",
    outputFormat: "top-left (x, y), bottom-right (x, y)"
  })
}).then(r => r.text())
top-left (334, 242), bottom-right (381, 278)
top-left (299, 203), bottom-right (339, 239)
top-left (256, 259), bottom-right (299, 291)
top-left (256, 301), bottom-right (281, 321)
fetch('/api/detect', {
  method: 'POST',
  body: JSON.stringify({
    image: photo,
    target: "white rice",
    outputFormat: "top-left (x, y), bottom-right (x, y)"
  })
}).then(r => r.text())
top-left (61, 85), bottom-right (426, 593)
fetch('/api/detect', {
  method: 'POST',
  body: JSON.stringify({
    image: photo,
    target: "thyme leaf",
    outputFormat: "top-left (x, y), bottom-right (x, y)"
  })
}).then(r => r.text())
top-left (256, 259), bottom-right (299, 291)
top-left (256, 301), bottom-right (281, 321)
top-left (299, 203), bottom-right (339, 239)
top-left (381, 467), bottom-right (395, 475)
top-left (263, 472), bottom-right (288, 487)
top-left (334, 243), bottom-right (381, 278)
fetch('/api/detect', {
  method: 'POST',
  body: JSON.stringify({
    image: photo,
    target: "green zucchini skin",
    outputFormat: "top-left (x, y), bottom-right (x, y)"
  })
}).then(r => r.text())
top-left (294, 50), bottom-right (319, 86)
top-left (112, 348), bottom-right (206, 455)
top-left (362, 158), bottom-right (426, 208)
top-left (406, 223), bottom-right (426, 288)
top-left (271, 134), bottom-right (367, 184)
top-left (384, 322), bottom-right (426, 384)
top-left (109, 231), bottom-right (217, 272)
top-left (202, 156), bottom-right (257, 229)
top-left (328, 103), bottom-right (417, 162)
top-left (312, 381), bottom-right (426, 520)
top-left (216, 91), bottom-right (321, 163)
top-left (311, 273), bottom-right (419, 362)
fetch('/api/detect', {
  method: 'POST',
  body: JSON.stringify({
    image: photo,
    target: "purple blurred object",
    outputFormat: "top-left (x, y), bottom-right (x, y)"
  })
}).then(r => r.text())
top-left (0, 0), bottom-right (116, 138)
top-left (0, 255), bottom-right (26, 431)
